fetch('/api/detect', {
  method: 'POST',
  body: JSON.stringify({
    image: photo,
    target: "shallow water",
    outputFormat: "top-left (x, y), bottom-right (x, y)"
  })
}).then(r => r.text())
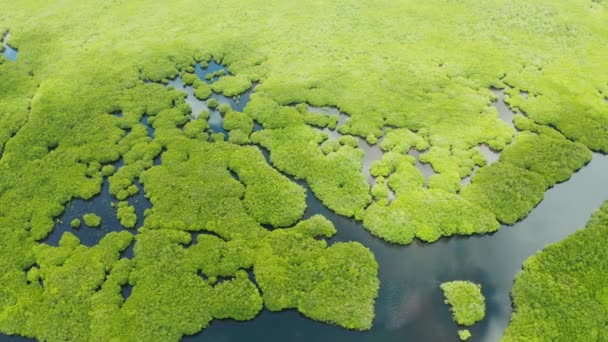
top-left (2, 33), bottom-right (18, 61)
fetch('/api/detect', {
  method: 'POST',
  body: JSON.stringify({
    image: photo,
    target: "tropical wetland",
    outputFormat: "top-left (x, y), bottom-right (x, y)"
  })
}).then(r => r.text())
top-left (0, 1), bottom-right (607, 341)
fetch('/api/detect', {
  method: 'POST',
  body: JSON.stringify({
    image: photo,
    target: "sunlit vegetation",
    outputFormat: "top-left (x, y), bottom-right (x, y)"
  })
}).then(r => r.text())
top-left (441, 281), bottom-right (486, 326)
top-left (501, 117), bottom-right (592, 186)
top-left (101, 164), bottom-right (116, 177)
top-left (459, 329), bottom-right (472, 341)
top-left (211, 75), bottom-right (252, 97)
top-left (363, 151), bottom-right (498, 243)
top-left (223, 110), bottom-right (253, 145)
top-left (116, 201), bottom-right (137, 229)
top-left (460, 162), bottom-right (548, 224)
top-left (255, 216), bottom-right (379, 330)
top-left (251, 120), bottom-right (370, 219)
top-left (461, 121), bottom-right (591, 224)
top-left (380, 128), bottom-right (429, 154)
top-left (503, 202), bottom-right (608, 341)
top-left (83, 213), bottom-right (101, 228)
top-left (207, 98), bottom-right (219, 109)
top-left (69, 218), bottom-right (80, 229)
top-left (0, 0), bottom-right (607, 340)
top-left (193, 82), bottom-right (212, 100)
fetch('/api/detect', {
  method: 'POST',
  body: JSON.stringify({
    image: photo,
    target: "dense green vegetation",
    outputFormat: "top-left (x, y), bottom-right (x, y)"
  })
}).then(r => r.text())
top-left (458, 329), bottom-right (472, 341)
top-left (116, 201), bottom-right (137, 229)
top-left (69, 218), bottom-right (81, 229)
top-left (0, 0), bottom-right (607, 340)
top-left (441, 281), bottom-right (486, 341)
top-left (83, 213), bottom-right (101, 228)
top-left (503, 202), bottom-right (608, 341)
top-left (441, 281), bottom-right (486, 326)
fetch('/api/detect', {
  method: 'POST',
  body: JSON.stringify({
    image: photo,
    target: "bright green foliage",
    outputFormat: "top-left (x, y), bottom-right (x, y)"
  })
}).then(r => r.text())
top-left (499, 131), bottom-right (591, 186)
top-left (183, 118), bottom-right (209, 139)
top-left (116, 201), bottom-right (137, 229)
top-left (427, 172), bottom-right (461, 193)
top-left (459, 122), bottom-right (590, 225)
top-left (70, 218), bottom-right (81, 229)
top-left (415, 146), bottom-right (487, 193)
top-left (370, 152), bottom-right (417, 179)
top-left (459, 329), bottom-right (471, 341)
top-left (84, 216), bottom-right (376, 340)
top-left (380, 128), bottom-right (429, 153)
top-left (100, 164), bottom-right (116, 177)
top-left (207, 98), bottom-right (219, 109)
top-left (420, 146), bottom-right (485, 178)
top-left (246, 94), bottom-right (309, 129)
top-left (88, 229), bottom-right (262, 341)
top-left (364, 189), bottom-right (498, 244)
top-left (223, 110), bottom-right (253, 133)
top-left (302, 110), bottom-right (339, 129)
top-left (0, 0), bottom-right (607, 339)
top-left (228, 147), bottom-right (306, 227)
top-left (193, 82), bottom-right (212, 100)
top-left (320, 139), bottom-right (340, 154)
top-left (211, 75), bottom-right (252, 97)
top-left (440, 280), bottom-right (486, 326)
top-left (365, 151), bottom-right (497, 243)
top-left (218, 103), bottom-right (231, 114)
top-left (503, 202), bottom-right (608, 342)
top-left (83, 213), bottom-right (101, 228)
top-left (223, 110), bottom-right (253, 144)
top-left (0, 232), bottom-right (133, 341)
top-left (181, 72), bottom-right (197, 86)
top-left (460, 163), bottom-right (548, 224)
top-left (227, 129), bottom-right (249, 145)
top-left (338, 135), bottom-right (359, 148)
top-left (370, 177), bottom-right (389, 201)
top-left (141, 142), bottom-right (264, 238)
top-left (205, 69), bottom-right (226, 80)
top-left (255, 216), bottom-right (379, 330)
top-left (252, 125), bottom-right (370, 218)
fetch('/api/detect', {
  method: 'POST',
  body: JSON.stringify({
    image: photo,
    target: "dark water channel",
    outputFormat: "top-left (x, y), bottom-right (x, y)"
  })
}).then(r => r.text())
top-left (5, 70), bottom-right (608, 341)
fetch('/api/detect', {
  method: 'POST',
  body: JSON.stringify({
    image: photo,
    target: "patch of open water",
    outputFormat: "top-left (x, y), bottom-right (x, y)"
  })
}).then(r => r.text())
top-left (2, 32), bottom-right (18, 61)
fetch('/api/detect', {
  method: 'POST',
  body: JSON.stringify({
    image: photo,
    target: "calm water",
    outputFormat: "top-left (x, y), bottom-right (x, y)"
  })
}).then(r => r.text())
top-left (4, 67), bottom-right (608, 341)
